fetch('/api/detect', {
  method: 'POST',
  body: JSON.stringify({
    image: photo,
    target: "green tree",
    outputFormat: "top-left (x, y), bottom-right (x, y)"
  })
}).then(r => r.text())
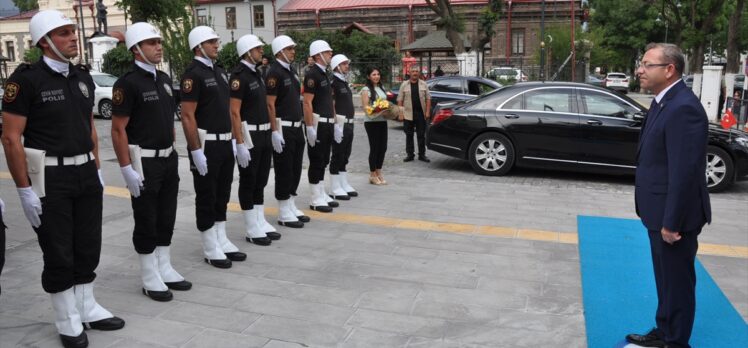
top-left (216, 41), bottom-right (239, 70)
top-left (12, 0), bottom-right (38, 12)
top-left (101, 44), bottom-right (133, 77)
top-left (424, 0), bottom-right (502, 55)
top-left (23, 47), bottom-right (42, 63)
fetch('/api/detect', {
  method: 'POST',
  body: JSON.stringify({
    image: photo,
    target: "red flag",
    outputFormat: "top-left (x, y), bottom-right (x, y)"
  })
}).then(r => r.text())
top-left (721, 109), bottom-right (737, 129)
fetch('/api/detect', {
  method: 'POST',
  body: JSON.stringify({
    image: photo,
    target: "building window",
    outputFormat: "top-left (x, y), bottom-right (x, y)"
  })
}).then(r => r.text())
top-left (27, 40), bottom-right (32, 49)
top-left (196, 8), bottom-right (207, 26)
top-left (225, 7), bottom-right (236, 30)
top-left (6, 41), bottom-right (15, 61)
top-left (253, 5), bottom-right (265, 28)
top-left (511, 29), bottom-right (524, 56)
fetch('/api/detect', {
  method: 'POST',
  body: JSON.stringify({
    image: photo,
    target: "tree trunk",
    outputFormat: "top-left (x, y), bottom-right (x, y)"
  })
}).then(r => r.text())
top-left (726, 0), bottom-right (745, 73)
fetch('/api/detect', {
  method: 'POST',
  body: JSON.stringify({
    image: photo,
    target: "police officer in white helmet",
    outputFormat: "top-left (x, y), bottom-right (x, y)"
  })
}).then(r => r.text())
top-left (1, 9), bottom-right (124, 348)
top-left (329, 54), bottom-right (358, 198)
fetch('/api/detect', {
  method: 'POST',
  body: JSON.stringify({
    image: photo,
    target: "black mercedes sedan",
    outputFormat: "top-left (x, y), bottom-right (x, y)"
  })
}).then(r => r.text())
top-left (426, 82), bottom-right (748, 192)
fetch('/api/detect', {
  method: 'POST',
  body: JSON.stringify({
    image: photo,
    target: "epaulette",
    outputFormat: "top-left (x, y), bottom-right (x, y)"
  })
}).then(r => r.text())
top-left (231, 64), bottom-right (246, 74)
top-left (75, 64), bottom-right (89, 72)
top-left (13, 63), bottom-right (33, 73)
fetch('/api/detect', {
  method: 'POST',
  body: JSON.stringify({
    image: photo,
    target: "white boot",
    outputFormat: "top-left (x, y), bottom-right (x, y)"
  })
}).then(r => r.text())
top-left (215, 221), bottom-right (240, 253)
top-left (201, 226), bottom-right (227, 260)
top-left (329, 174), bottom-right (350, 199)
top-left (155, 246), bottom-right (185, 284)
top-left (244, 209), bottom-right (267, 238)
top-left (309, 183), bottom-right (332, 212)
top-left (50, 288), bottom-right (84, 337)
top-left (74, 282), bottom-right (115, 325)
top-left (254, 205), bottom-right (277, 233)
top-left (139, 253), bottom-right (172, 301)
top-left (319, 181), bottom-right (339, 207)
top-left (289, 196), bottom-right (305, 217)
top-left (277, 199), bottom-right (303, 227)
top-left (340, 171), bottom-right (357, 196)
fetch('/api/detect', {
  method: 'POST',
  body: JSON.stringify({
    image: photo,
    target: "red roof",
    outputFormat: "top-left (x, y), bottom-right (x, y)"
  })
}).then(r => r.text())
top-left (280, 0), bottom-right (488, 12)
top-left (0, 9), bottom-right (39, 21)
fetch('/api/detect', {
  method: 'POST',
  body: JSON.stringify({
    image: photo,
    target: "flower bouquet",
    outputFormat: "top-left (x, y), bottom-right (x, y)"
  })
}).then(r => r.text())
top-left (365, 97), bottom-right (400, 120)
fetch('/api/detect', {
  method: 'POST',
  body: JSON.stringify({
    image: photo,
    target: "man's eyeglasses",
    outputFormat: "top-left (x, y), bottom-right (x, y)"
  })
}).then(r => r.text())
top-left (639, 62), bottom-right (671, 70)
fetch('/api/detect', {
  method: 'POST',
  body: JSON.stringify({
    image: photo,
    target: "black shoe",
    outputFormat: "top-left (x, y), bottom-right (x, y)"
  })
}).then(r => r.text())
top-left (310, 204), bottom-right (333, 213)
top-left (332, 194), bottom-right (350, 200)
top-left (60, 331), bottom-right (88, 348)
top-left (418, 155), bottom-right (431, 163)
top-left (225, 251), bottom-right (247, 261)
top-left (347, 191), bottom-right (358, 197)
top-left (165, 280), bottom-right (192, 291)
top-left (279, 220), bottom-right (304, 228)
top-left (142, 288), bottom-right (173, 302)
top-left (327, 200), bottom-right (340, 208)
top-left (626, 328), bottom-right (666, 347)
top-left (266, 232), bottom-right (282, 240)
top-left (204, 258), bottom-right (232, 268)
top-left (83, 316), bottom-right (125, 331)
top-left (297, 215), bottom-right (311, 223)
top-left (245, 236), bottom-right (272, 246)
top-left (403, 155), bottom-right (415, 162)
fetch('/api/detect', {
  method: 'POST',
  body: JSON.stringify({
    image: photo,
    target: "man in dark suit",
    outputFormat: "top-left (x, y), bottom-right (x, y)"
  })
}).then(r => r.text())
top-left (626, 43), bottom-right (711, 348)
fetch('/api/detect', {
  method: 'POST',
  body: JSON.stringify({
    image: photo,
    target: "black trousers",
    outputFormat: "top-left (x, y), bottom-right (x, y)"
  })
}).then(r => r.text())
top-left (364, 121), bottom-right (388, 172)
top-left (0, 209), bottom-right (6, 296)
top-left (132, 152), bottom-right (179, 254)
top-left (648, 228), bottom-right (699, 348)
top-left (330, 123), bottom-right (354, 174)
top-left (36, 161), bottom-right (102, 293)
top-left (307, 122), bottom-right (334, 183)
top-left (189, 140), bottom-right (234, 231)
top-left (238, 130), bottom-right (272, 210)
top-left (404, 112), bottom-right (427, 157)
top-left (273, 126), bottom-right (305, 200)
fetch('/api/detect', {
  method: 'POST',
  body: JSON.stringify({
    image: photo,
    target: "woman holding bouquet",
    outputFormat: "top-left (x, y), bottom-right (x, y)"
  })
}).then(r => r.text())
top-left (360, 67), bottom-right (391, 185)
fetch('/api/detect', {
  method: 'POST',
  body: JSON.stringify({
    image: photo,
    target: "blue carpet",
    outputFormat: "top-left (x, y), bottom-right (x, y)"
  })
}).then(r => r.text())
top-left (578, 216), bottom-right (748, 348)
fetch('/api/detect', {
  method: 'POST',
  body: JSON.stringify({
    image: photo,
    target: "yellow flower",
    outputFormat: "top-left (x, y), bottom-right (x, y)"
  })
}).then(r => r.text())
top-left (365, 106), bottom-right (374, 115)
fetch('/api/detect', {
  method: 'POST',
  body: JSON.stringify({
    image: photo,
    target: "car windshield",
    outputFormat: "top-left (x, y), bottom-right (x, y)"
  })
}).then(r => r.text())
top-left (92, 74), bottom-right (117, 87)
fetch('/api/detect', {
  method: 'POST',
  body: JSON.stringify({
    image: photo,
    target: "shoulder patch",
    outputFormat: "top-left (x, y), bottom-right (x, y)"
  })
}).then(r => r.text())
top-left (231, 79), bottom-right (241, 91)
top-left (183, 79), bottom-right (193, 93)
top-left (267, 77), bottom-right (277, 88)
top-left (3, 82), bottom-right (19, 103)
top-left (113, 87), bottom-right (125, 105)
top-left (306, 78), bottom-right (315, 88)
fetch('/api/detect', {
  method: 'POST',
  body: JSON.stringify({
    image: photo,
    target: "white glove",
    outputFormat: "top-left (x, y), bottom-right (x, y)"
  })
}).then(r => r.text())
top-left (231, 139), bottom-right (237, 155)
top-left (0, 198), bottom-right (5, 215)
top-left (98, 169), bottom-right (105, 187)
top-left (17, 187), bottom-right (42, 228)
top-left (306, 126), bottom-right (317, 147)
top-left (271, 131), bottom-right (285, 154)
top-left (236, 142), bottom-right (251, 168)
top-left (334, 124), bottom-right (344, 144)
top-left (190, 149), bottom-right (209, 176)
top-left (120, 164), bottom-right (144, 198)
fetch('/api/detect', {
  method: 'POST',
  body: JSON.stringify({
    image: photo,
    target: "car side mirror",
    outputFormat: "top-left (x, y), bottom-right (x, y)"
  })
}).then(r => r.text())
top-left (633, 112), bottom-right (645, 121)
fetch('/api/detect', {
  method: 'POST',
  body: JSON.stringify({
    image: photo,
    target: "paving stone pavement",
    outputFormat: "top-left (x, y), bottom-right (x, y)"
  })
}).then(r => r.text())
top-left (0, 117), bottom-right (746, 347)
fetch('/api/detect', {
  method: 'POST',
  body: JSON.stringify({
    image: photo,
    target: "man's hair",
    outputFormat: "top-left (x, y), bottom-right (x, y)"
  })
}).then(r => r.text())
top-left (645, 42), bottom-right (685, 76)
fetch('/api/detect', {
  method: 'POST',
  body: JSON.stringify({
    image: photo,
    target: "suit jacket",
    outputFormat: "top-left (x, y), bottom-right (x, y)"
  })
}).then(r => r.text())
top-left (635, 80), bottom-right (711, 233)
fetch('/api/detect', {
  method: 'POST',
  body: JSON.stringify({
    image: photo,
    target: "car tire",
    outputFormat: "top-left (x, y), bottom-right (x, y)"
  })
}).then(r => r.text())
top-left (706, 145), bottom-right (734, 193)
top-left (99, 99), bottom-right (112, 120)
top-left (468, 132), bottom-right (515, 176)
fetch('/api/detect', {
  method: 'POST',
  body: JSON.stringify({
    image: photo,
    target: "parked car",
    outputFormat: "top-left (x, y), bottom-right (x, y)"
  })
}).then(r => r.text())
top-left (91, 71), bottom-right (116, 119)
top-left (389, 76), bottom-right (502, 117)
top-left (585, 74), bottom-right (604, 87)
top-left (602, 72), bottom-right (629, 93)
top-left (426, 82), bottom-right (748, 192)
top-left (682, 75), bottom-right (693, 89)
top-left (487, 67), bottom-right (528, 82)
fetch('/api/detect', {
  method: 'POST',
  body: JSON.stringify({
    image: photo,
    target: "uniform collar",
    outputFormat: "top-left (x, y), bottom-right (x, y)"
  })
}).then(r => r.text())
top-left (334, 72), bottom-right (346, 81)
top-left (194, 56), bottom-right (213, 69)
top-left (655, 79), bottom-right (680, 103)
top-left (43, 55), bottom-right (70, 77)
top-left (315, 63), bottom-right (327, 72)
top-left (277, 59), bottom-right (291, 71)
top-left (134, 60), bottom-right (157, 80)
top-left (241, 59), bottom-right (256, 72)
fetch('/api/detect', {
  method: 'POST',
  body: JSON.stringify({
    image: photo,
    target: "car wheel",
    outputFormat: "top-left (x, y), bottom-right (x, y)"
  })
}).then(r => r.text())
top-left (99, 99), bottom-right (112, 120)
top-left (468, 132), bottom-right (515, 176)
top-left (706, 145), bottom-right (734, 193)
top-left (174, 103), bottom-right (182, 121)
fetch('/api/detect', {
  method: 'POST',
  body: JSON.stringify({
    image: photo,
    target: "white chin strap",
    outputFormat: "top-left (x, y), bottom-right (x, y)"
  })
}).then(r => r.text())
top-left (246, 52), bottom-right (257, 65)
top-left (319, 54), bottom-right (329, 67)
top-left (135, 44), bottom-right (157, 66)
top-left (281, 49), bottom-right (292, 64)
top-left (199, 44), bottom-right (213, 62)
top-left (44, 35), bottom-right (70, 63)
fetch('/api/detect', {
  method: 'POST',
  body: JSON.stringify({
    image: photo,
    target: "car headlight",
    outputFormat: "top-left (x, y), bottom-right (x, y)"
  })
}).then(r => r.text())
top-left (736, 136), bottom-right (748, 148)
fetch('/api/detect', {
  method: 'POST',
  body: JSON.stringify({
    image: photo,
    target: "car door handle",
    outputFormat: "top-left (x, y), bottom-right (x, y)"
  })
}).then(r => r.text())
top-left (586, 119), bottom-right (603, 125)
top-left (504, 114), bottom-right (519, 119)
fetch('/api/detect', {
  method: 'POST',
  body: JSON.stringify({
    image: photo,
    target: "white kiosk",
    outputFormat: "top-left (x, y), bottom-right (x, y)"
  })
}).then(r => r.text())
top-left (89, 36), bottom-right (119, 72)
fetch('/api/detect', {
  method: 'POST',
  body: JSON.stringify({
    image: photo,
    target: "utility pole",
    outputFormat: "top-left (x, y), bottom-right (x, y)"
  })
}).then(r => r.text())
top-left (540, 0), bottom-right (545, 81)
top-left (77, 0), bottom-right (89, 65)
top-left (570, 0), bottom-right (575, 82)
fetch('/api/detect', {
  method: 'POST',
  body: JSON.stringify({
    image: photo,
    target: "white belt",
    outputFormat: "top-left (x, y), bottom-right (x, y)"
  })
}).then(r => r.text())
top-left (205, 132), bottom-right (232, 141)
top-left (280, 120), bottom-right (303, 128)
top-left (44, 151), bottom-right (95, 166)
top-left (317, 117), bottom-right (336, 124)
top-left (141, 146), bottom-right (174, 158)
top-left (344, 118), bottom-right (354, 124)
top-left (246, 122), bottom-right (271, 131)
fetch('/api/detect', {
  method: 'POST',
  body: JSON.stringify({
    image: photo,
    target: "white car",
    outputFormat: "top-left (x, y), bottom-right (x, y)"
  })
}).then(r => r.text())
top-left (603, 72), bottom-right (629, 94)
top-left (91, 71), bottom-right (117, 119)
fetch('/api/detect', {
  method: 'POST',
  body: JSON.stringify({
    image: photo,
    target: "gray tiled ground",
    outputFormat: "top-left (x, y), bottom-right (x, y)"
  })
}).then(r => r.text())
top-left (1, 111), bottom-right (746, 347)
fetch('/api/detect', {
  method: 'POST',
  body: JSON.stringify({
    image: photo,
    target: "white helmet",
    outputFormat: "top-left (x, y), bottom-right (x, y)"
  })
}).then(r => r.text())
top-left (236, 34), bottom-right (264, 58)
top-left (188, 26), bottom-right (219, 50)
top-left (126, 22), bottom-right (161, 50)
top-left (309, 40), bottom-right (332, 57)
top-left (271, 35), bottom-right (295, 56)
top-left (331, 54), bottom-right (350, 71)
top-left (30, 10), bottom-right (75, 46)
